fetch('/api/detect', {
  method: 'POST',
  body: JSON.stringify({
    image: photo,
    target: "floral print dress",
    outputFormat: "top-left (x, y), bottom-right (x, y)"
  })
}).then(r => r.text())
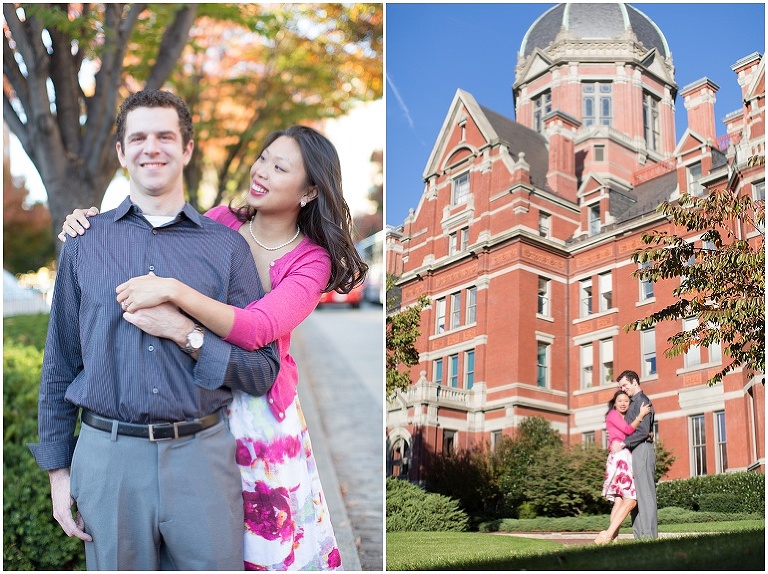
top-left (228, 389), bottom-right (342, 570)
top-left (601, 409), bottom-right (638, 501)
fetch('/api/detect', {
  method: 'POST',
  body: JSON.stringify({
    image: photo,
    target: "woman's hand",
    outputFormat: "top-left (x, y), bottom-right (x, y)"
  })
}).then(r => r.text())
top-left (638, 401), bottom-right (652, 419)
top-left (116, 273), bottom-right (177, 312)
top-left (58, 207), bottom-right (99, 242)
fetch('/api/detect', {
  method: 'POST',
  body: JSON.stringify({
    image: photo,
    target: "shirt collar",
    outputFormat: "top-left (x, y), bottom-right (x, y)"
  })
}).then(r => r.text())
top-left (112, 195), bottom-right (204, 227)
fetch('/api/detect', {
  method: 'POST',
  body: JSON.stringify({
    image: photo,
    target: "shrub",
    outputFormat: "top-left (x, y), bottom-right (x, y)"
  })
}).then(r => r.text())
top-left (386, 478), bottom-right (469, 532)
top-left (657, 472), bottom-right (764, 513)
top-left (3, 315), bottom-right (86, 570)
top-left (698, 493), bottom-right (748, 514)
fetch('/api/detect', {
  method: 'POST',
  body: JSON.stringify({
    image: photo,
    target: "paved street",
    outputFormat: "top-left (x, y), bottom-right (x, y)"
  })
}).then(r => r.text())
top-left (293, 303), bottom-right (384, 571)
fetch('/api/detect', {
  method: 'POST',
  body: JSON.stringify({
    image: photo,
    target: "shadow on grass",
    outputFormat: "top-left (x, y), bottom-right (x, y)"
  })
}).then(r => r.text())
top-left (390, 529), bottom-right (765, 570)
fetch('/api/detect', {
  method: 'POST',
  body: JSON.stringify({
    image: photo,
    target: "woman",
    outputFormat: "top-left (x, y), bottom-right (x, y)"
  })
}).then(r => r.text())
top-left (60, 125), bottom-right (368, 570)
top-left (594, 389), bottom-right (651, 545)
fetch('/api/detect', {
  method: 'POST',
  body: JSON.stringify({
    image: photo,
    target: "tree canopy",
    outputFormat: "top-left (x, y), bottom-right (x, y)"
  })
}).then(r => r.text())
top-left (3, 3), bottom-right (383, 253)
top-left (626, 185), bottom-right (765, 386)
top-left (386, 275), bottom-right (430, 398)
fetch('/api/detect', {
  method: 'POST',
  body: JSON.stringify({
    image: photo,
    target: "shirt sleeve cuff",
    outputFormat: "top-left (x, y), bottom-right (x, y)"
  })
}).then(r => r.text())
top-left (192, 333), bottom-right (229, 390)
top-left (28, 437), bottom-right (78, 471)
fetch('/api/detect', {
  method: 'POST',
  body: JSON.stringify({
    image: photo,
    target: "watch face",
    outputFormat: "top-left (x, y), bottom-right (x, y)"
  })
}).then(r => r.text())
top-left (188, 330), bottom-right (204, 349)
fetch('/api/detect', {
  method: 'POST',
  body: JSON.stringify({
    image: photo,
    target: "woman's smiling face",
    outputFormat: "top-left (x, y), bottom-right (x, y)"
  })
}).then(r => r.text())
top-left (614, 393), bottom-right (631, 413)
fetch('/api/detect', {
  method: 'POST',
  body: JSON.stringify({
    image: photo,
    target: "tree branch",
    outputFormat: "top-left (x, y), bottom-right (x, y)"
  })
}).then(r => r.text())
top-left (144, 4), bottom-right (198, 89)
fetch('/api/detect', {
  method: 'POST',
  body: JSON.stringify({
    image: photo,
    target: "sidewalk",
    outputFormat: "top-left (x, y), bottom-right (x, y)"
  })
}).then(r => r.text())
top-left (296, 357), bottom-right (363, 571)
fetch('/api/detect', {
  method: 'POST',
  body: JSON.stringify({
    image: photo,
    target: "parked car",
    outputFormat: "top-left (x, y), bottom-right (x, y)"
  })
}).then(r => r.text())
top-left (317, 282), bottom-right (364, 309)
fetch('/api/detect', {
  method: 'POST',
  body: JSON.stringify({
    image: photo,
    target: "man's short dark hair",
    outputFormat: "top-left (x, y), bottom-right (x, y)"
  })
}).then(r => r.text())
top-left (116, 89), bottom-right (194, 148)
top-left (617, 369), bottom-right (640, 385)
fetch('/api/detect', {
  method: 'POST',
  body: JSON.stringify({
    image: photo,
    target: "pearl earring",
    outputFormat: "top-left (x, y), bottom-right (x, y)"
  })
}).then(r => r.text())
top-left (300, 199), bottom-right (307, 207)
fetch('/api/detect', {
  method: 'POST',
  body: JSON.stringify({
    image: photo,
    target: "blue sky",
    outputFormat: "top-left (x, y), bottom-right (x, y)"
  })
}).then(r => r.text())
top-left (385, 2), bottom-right (766, 227)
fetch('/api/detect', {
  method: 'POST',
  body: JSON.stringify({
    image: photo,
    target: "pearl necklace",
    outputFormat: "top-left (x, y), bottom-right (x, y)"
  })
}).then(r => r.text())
top-left (248, 219), bottom-right (300, 251)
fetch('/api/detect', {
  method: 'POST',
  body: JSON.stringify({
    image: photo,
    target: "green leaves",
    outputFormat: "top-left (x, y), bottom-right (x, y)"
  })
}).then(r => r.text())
top-left (627, 187), bottom-right (764, 385)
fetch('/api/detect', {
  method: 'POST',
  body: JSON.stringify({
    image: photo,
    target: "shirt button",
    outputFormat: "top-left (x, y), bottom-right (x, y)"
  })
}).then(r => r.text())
top-left (152, 229), bottom-right (158, 235)
top-left (269, 261), bottom-right (275, 267)
top-left (149, 265), bottom-right (155, 271)
top-left (152, 388), bottom-right (159, 394)
top-left (268, 398), bottom-right (274, 404)
top-left (279, 412), bottom-right (284, 418)
top-left (148, 345), bottom-right (154, 351)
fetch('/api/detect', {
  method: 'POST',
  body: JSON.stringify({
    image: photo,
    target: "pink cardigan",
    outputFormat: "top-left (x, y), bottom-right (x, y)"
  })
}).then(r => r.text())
top-left (606, 409), bottom-right (636, 446)
top-left (206, 205), bottom-right (331, 421)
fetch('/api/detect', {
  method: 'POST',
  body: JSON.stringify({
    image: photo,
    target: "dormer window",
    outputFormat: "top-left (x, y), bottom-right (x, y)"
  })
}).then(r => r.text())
top-left (533, 91), bottom-right (552, 134)
top-left (588, 203), bottom-right (601, 236)
top-left (687, 162), bottom-right (704, 196)
top-left (452, 172), bottom-right (470, 205)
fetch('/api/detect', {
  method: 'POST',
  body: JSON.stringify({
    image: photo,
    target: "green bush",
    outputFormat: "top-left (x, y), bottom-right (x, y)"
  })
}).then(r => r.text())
top-left (698, 493), bottom-right (751, 514)
top-left (657, 472), bottom-right (764, 513)
top-left (3, 315), bottom-right (87, 570)
top-left (386, 478), bottom-right (469, 532)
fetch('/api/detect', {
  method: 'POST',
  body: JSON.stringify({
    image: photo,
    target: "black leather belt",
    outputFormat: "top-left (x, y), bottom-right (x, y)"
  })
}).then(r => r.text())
top-left (81, 409), bottom-right (223, 442)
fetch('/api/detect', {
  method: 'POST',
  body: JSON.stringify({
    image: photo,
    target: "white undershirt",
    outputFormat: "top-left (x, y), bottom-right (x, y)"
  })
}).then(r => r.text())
top-left (143, 215), bottom-right (175, 227)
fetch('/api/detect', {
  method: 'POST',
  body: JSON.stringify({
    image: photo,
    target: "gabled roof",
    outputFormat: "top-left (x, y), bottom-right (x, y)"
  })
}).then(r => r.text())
top-left (423, 89), bottom-right (551, 192)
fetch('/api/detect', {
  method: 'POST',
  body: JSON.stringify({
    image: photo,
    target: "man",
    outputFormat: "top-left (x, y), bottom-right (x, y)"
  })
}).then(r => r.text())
top-left (617, 369), bottom-right (658, 539)
top-left (28, 90), bottom-right (280, 570)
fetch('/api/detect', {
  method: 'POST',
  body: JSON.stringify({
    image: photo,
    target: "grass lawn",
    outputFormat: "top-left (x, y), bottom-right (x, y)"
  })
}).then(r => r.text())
top-left (386, 522), bottom-right (765, 570)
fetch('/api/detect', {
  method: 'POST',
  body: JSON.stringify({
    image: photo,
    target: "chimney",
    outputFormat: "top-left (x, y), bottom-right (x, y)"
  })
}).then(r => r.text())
top-left (681, 78), bottom-right (719, 143)
top-left (544, 110), bottom-right (580, 201)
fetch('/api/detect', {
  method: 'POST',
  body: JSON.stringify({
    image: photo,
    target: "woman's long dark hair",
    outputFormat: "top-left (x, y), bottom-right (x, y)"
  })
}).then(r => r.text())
top-left (232, 125), bottom-right (368, 293)
top-left (607, 389), bottom-right (630, 416)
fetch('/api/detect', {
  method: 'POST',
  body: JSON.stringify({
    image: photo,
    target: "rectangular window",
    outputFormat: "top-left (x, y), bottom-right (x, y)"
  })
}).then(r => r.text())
top-left (453, 172), bottom-right (470, 205)
top-left (754, 181), bottom-right (765, 232)
top-left (442, 430), bottom-right (456, 455)
top-left (594, 145), bottom-right (605, 162)
top-left (582, 431), bottom-right (596, 445)
top-left (687, 162), bottom-right (704, 197)
top-left (539, 211), bottom-right (551, 238)
top-left (641, 328), bottom-right (657, 376)
top-left (450, 292), bottom-right (461, 329)
top-left (580, 344), bottom-right (594, 389)
top-left (533, 91), bottom-right (552, 133)
top-left (588, 204), bottom-right (601, 235)
top-left (435, 298), bottom-right (446, 334)
top-left (460, 227), bottom-right (469, 251)
top-left (683, 317), bottom-right (701, 368)
top-left (691, 414), bottom-right (707, 476)
top-left (754, 180), bottom-right (765, 201)
top-left (466, 287), bottom-right (477, 324)
top-left (715, 411), bottom-right (727, 473)
top-left (491, 430), bottom-right (503, 451)
top-left (536, 342), bottom-right (549, 388)
top-left (643, 92), bottom-right (661, 151)
top-left (434, 358), bottom-right (443, 386)
top-left (599, 272), bottom-right (612, 311)
top-left (580, 278), bottom-right (593, 317)
top-left (600, 338), bottom-right (614, 386)
top-left (537, 277), bottom-right (550, 316)
top-left (583, 82), bottom-right (612, 127)
top-left (449, 232), bottom-right (457, 256)
top-left (464, 350), bottom-right (475, 390)
top-left (639, 261), bottom-right (654, 301)
top-left (708, 324), bottom-right (722, 364)
top-left (448, 354), bottom-right (459, 387)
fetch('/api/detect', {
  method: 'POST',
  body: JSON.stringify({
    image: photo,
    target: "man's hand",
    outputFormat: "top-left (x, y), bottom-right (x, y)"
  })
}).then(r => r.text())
top-left (123, 302), bottom-right (195, 349)
top-left (49, 468), bottom-right (92, 541)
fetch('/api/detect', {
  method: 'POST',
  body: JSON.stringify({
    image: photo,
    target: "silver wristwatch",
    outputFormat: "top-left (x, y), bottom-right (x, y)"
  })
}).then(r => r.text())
top-left (181, 325), bottom-right (204, 354)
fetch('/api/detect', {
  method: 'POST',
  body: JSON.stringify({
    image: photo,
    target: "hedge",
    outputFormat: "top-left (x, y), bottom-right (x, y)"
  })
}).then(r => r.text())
top-left (657, 472), bottom-right (764, 514)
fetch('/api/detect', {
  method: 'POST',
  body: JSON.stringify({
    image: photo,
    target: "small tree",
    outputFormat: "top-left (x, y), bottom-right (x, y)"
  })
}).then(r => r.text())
top-left (386, 275), bottom-right (429, 398)
top-left (626, 187), bottom-right (765, 385)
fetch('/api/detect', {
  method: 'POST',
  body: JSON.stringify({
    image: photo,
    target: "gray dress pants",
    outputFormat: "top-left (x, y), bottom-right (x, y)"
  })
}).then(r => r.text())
top-left (630, 441), bottom-right (658, 538)
top-left (70, 420), bottom-right (244, 570)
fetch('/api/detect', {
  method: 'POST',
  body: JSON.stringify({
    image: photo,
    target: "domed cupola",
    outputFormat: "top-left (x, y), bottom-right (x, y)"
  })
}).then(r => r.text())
top-left (519, 3), bottom-right (671, 64)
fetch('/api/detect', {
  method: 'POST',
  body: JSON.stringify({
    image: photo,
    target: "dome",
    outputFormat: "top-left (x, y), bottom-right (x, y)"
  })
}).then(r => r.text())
top-left (520, 3), bottom-right (670, 59)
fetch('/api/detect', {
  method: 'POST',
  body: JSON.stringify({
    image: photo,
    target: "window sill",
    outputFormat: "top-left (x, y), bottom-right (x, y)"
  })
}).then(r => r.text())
top-left (636, 297), bottom-right (656, 307)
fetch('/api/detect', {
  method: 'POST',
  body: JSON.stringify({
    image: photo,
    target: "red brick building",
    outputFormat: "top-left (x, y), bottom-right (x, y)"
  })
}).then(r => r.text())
top-left (386, 3), bottom-right (764, 484)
